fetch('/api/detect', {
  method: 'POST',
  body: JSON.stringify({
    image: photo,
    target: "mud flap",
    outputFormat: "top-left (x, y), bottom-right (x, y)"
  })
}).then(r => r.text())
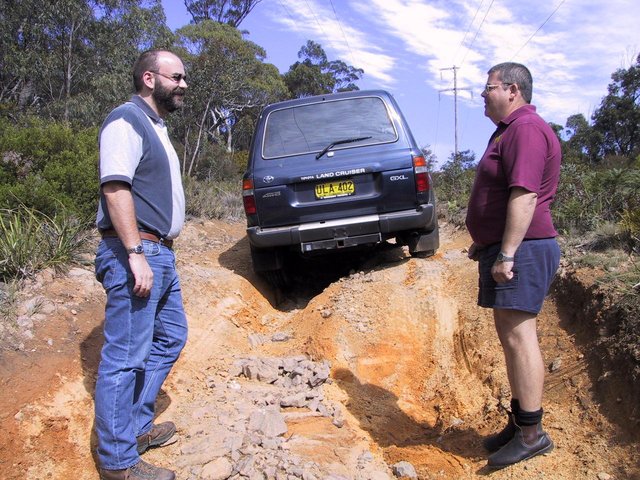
top-left (405, 224), bottom-right (440, 256)
top-left (250, 245), bottom-right (285, 272)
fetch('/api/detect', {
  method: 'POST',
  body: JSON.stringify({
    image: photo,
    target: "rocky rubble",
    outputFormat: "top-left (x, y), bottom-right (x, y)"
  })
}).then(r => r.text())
top-left (173, 355), bottom-right (404, 480)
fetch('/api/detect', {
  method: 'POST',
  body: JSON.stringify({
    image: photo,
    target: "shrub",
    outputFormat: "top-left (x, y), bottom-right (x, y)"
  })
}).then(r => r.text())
top-left (0, 117), bottom-right (99, 219)
top-left (0, 205), bottom-right (92, 281)
top-left (183, 176), bottom-right (244, 221)
top-left (432, 150), bottom-right (476, 226)
top-left (553, 162), bottom-right (640, 236)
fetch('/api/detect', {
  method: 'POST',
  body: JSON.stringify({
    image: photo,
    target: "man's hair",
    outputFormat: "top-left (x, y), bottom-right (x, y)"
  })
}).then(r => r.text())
top-left (488, 62), bottom-right (533, 103)
top-left (132, 50), bottom-right (163, 92)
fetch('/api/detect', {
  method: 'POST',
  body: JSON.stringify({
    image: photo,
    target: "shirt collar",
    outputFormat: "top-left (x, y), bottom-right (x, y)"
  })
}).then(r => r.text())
top-left (499, 104), bottom-right (537, 127)
top-left (130, 95), bottom-right (164, 127)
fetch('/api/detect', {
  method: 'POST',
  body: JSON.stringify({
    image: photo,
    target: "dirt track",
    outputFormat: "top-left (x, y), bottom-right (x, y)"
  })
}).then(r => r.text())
top-left (0, 220), bottom-right (638, 479)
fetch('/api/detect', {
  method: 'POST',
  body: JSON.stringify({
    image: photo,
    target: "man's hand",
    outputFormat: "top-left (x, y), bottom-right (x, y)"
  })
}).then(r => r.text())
top-left (467, 242), bottom-right (481, 261)
top-left (492, 259), bottom-right (514, 283)
top-left (129, 254), bottom-right (153, 297)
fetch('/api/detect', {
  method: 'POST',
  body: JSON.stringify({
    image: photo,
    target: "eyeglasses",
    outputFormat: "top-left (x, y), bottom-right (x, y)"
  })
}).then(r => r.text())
top-left (151, 71), bottom-right (188, 83)
top-left (482, 82), bottom-right (514, 94)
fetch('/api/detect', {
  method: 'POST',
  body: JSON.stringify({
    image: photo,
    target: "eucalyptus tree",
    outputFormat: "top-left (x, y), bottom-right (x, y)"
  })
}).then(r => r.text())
top-left (563, 113), bottom-right (602, 165)
top-left (183, 0), bottom-right (262, 27)
top-left (284, 40), bottom-right (363, 98)
top-left (89, 0), bottom-right (173, 123)
top-left (592, 53), bottom-right (640, 161)
top-left (174, 20), bottom-right (286, 177)
top-left (0, 0), bottom-right (172, 125)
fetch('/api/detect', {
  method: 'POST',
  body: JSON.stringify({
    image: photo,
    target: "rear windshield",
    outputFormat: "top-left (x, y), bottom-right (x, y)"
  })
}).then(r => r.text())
top-left (262, 96), bottom-right (398, 159)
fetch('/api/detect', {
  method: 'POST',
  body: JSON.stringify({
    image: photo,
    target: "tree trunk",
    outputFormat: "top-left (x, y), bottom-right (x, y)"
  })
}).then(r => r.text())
top-left (188, 98), bottom-right (213, 177)
top-left (225, 116), bottom-right (233, 153)
top-left (63, 18), bottom-right (76, 123)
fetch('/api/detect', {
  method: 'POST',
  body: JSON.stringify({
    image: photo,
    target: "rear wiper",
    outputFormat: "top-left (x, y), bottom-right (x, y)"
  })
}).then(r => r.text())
top-left (315, 136), bottom-right (372, 159)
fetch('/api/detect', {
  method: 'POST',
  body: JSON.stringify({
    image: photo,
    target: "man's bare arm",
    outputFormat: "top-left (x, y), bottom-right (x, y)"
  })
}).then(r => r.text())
top-left (102, 181), bottom-right (153, 297)
top-left (492, 186), bottom-right (537, 282)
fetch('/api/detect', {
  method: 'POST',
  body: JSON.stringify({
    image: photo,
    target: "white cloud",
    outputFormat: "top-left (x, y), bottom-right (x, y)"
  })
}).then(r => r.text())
top-left (266, 0), bottom-right (397, 84)
top-left (356, 0), bottom-right (638, 123)
top-left (265, 0), bottom-right (639, 128)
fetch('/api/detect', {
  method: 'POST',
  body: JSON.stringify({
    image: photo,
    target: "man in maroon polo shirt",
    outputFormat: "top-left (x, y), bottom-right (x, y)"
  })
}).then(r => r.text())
top-left (466, 62), bottom-right (561, 469)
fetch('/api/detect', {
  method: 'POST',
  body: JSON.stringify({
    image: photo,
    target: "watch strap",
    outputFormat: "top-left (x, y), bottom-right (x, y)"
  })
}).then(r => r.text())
top-left (496, 252), bottom-right (515, 262)
top-left (126, 244), bottom-right (144, 254)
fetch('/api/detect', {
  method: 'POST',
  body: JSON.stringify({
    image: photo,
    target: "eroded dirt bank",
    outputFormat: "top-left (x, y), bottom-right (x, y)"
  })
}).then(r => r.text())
top-left (0, 220), bottom-right (638, 479)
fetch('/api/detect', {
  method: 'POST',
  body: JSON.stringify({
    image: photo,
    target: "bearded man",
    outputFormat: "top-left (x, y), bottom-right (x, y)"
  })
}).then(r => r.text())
top-left (94, 50), bottom-right (189, 480)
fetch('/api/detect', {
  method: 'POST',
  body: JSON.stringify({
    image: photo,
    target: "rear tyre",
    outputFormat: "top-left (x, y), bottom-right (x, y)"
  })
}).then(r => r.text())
top-left (262, 269), bottom-right (290, 289)
top-left (250, 245), bottom-right (290, 288)
top-left (410, 249), bottom-right (435, 258)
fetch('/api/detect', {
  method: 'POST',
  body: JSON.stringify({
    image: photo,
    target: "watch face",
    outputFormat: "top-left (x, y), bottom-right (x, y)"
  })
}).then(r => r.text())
top-left (128, 244), bottom-right (144, 254)
top-left (497, 252), bottom-right (513, 262)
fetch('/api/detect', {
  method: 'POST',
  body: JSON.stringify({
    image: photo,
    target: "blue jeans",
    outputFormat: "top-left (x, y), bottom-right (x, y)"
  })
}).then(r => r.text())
top-left (94, 237), bottom-right (187, 470)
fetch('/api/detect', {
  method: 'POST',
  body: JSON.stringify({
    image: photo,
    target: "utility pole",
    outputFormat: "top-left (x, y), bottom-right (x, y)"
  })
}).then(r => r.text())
top-left (439, 66), bottom-right (471, 159)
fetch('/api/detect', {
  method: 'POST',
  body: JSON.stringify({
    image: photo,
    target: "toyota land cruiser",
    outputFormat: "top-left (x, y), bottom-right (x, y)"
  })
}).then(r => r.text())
top-left (242, 90), bottom-right (439, 285)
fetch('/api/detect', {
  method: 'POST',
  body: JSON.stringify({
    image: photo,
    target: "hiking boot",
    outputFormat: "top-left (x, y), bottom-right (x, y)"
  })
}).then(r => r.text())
top-left (487, 422), bottom-right (554, 469)
top-left (136, 422), bottom-right (176, 454)
top-left (99, 459), bottom-right (175, 480)
top-left (483, 413), bottom-right (516, 452)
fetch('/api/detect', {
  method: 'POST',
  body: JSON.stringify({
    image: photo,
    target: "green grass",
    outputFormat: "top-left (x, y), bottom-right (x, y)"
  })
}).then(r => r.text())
top-left (0, 205), bottom-right (92, 281)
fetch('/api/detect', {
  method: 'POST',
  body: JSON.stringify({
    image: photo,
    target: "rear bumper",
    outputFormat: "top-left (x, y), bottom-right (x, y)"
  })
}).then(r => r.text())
top-left (247, 204), bottom-right (436, 252)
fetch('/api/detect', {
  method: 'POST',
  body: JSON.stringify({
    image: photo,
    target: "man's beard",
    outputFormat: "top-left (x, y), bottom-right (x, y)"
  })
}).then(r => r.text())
top-left (152, 83), bottom-right (185, 113)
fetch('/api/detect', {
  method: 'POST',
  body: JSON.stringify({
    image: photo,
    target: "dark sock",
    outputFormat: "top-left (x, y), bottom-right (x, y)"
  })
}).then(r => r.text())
top-left (510, 398), bottom-right (520, 415)
top-left (515, 407), bottom-right (543, 426)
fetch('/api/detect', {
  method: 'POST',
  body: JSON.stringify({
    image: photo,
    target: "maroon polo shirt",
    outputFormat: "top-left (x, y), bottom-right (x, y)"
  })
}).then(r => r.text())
top-left (466, 105), bottom-right (561, 246)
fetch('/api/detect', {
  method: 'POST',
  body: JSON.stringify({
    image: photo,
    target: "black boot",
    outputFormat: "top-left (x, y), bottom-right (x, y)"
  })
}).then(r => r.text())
top-left (483, 412), bottom-right (517, 452)
top-left (487, 421), bottom-right (554, 469)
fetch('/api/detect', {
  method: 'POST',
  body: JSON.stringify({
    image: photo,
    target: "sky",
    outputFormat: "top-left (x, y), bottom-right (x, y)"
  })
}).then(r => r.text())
top-left (161, 0), bottom-right (639, 167)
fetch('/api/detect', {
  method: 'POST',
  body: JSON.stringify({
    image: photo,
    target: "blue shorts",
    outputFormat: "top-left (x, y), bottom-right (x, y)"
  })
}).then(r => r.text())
top-left (477, 238), bottom-right (560, 314)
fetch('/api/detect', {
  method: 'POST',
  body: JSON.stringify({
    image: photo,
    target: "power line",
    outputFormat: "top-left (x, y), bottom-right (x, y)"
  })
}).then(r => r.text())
top-left (510, 0), bottom-right (566, 60)
top-left (328, 0), bottom-right (357, 66)
top-left (303, 0), bottom-right (328, 39)
top-left (459, 0), bottom-right (495, 67)
top-left (277, 0), bottom-right (298, 25)
top-left (454, 0), bottom-right (485, 65)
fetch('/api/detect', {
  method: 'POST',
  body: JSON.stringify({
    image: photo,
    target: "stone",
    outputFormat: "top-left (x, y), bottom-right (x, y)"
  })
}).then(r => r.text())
top-left (201, 457), bottom-right (233, 480)
top-left (320, 309), bottom-right (333, 318)
top-left (271, 332), bottom-right (291, 342)
top-left (550, 357), bottom-right (563, 372)
top-left (392, 461), bottom-right (417, 479)
top-left (280, 392), bottom-right (308, 408)
top-left (248, 333), bottom-right (268, 348)
top-left (248, 407), bottom-right (288, 437)
top-left (237, 454), bottom-right (256, 476)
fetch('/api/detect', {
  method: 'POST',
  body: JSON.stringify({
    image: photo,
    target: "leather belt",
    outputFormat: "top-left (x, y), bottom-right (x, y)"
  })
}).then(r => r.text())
top-left (100, 229), bottom-right (173, 249)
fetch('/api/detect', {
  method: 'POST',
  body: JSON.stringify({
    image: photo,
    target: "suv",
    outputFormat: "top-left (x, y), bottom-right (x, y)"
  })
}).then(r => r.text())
top-left (242, 90), bottom-right (439, 285)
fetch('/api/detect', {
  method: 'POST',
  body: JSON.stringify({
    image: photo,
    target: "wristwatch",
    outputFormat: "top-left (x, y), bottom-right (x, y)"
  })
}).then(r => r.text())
top-left (496, 252), bottom-right (515, 262)
top-left (126, 244), bottom-right (144, 255)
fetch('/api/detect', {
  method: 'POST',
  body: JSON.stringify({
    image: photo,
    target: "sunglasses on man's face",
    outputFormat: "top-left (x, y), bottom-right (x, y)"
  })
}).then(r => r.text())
top-left (151, 71), bottom-right (188, 83)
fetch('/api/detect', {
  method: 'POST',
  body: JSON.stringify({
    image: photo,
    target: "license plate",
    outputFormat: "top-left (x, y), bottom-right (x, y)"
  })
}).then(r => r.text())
top-left (315, 179), bottom-right (355, 199)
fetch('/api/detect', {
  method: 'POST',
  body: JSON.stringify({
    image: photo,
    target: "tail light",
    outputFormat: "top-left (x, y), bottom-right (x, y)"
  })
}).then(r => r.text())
top-left (242, 178), bottom-right (257, 215)
top-left (413, 155), bottom-right (430, 193)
